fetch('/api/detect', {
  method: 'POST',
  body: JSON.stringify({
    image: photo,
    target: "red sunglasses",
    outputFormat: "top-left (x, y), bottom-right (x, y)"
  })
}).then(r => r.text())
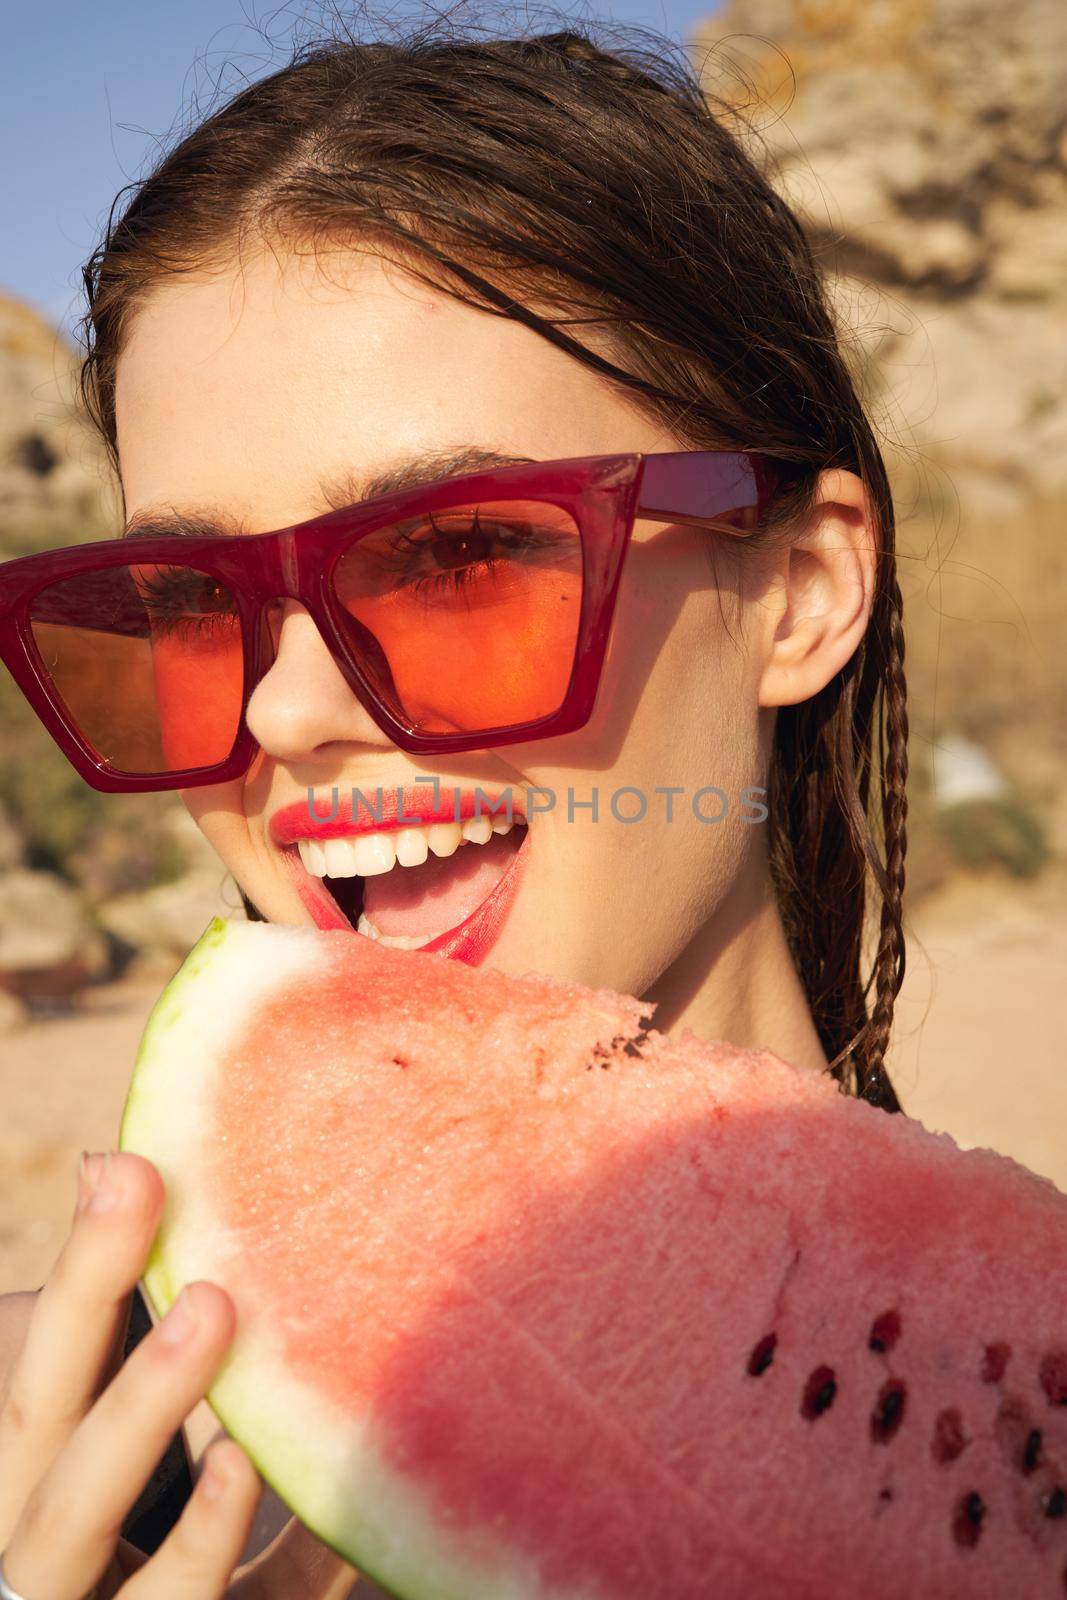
top-left (0, 450), bottom-right (778, 794)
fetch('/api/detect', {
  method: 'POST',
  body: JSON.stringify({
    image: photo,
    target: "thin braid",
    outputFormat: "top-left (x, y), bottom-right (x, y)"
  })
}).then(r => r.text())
top-left (855, 577), bottom-right (908, 1108)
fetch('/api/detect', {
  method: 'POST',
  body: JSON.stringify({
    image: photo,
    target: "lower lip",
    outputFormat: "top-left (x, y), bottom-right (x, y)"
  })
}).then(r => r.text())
top-left (279, 831), bottom-right (530, 966)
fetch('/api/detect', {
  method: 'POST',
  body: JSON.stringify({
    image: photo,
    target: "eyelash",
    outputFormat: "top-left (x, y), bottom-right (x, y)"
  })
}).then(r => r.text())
top-left (134, 508), bottom-right (573, 634)
top-left (136, 569), bottom-right (236, 638)
top-left (375, 509), bottom-right (569, 597)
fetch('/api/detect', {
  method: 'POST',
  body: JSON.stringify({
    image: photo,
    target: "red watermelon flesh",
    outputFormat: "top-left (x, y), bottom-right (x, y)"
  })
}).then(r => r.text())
top-left (119, 918), bottom-right (1067, 1600)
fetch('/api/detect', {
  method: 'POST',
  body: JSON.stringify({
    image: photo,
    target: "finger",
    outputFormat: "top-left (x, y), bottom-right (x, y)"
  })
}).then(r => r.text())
top-left (0, 1151), bottom-right (164, 1539)
top-left (3, 1280), bottom-right (235, 1600)
top-left (119, 1438), bottom-right (262, 1599)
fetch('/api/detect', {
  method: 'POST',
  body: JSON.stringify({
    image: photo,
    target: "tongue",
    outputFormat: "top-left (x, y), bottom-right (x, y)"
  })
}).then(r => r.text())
top-left (363, 829), bottom-right (524, 937)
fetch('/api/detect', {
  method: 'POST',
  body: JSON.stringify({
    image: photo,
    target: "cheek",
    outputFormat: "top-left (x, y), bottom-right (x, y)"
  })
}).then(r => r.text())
top-left (510, 557), bottom-right (759, 947)
top-left (598, 552), bottom-right (755, 788)
top-left (504, 605), bottom-right (755, 884)
top-left (179, 779), bottom-right (259, 873)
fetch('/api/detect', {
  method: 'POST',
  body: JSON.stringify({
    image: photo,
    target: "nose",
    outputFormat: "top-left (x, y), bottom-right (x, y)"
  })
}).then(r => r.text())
top-left (244, 598), bottom-right (391, 762)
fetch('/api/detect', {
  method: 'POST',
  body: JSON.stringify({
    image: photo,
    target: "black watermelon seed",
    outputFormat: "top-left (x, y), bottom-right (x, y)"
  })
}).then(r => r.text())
top-left (747, 1332), bottom-right (777, 1377)
top-left (932, 1406), bottom-right (967, 1465)
top-left (952, 1491), bottom-right (986, 1549)
top-left (981, 1341), bottom-right (1012, 1383)
top-left (995, 1395), bottom-right (1035, 1473)
top-left (871, 1378), bottom-right (908, 1444)
top-left (1023, 1429), bottom-right (1044, 1474)
top-left (879, 1487), bottom-right (894, 1503)
top-left (1041, 1350), bottom-right (1067, 1406)
top-left (869, 1309), bottom-right (902, 1353)
top-left (802, 1365), bottom-right (837, 1419)
top-left (1042, 1487), bottom-right (1067, 1520)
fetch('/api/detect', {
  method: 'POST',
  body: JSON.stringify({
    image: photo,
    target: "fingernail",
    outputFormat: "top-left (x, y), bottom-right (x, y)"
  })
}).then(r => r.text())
top-left (200, 1459), bottom-right (227, 1502)
top-left (76, 1151), bottom-right (111, 1213)
top-left (159, 1285), bottom-right (198, 1345)
top-left (86, 1149), bottom-right (119, 1213)
top-left (76, 1150), bottom-right (94, 1211)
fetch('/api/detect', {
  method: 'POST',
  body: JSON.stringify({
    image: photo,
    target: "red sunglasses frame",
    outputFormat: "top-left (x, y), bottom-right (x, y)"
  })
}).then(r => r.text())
top-left (0, 449), bottom-right (779, 793)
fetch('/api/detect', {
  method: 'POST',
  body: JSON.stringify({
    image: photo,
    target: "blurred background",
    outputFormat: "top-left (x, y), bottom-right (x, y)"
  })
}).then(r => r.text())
top-left (2, 0), bottom-right (1065, 1293)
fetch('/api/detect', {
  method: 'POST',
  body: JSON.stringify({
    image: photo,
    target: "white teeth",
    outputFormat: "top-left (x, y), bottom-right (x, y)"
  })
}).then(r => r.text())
top-left (357, 912), bottom-right (434, 950)
top-left (297, 837), bottom-right (328, 876)
top-left (394, 827), bottom-right (430, 868)
top-left (351, 833), bottom-right (397, 877)
top-left (323, 837), bottom-right (358, 878)
top-left (295, 813), bottom-right (523, 879)
top-left (425, 822), bottom-right (463, 858)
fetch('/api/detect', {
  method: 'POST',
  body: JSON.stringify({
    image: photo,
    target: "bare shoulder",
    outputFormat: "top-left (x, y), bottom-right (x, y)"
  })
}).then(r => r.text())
top-left (0, 1290), bottom-right (39, 1386)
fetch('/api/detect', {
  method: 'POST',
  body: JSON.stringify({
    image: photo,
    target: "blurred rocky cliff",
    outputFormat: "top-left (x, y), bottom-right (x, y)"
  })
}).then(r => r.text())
top-left (0, 293), bottom-right (123, 560)
top-left (696, 0), bottom-right (1067, 496)
top-left (0, 295), bottom-right (236, 1023)
top-left (695, 0), bottom-right (1067, 891)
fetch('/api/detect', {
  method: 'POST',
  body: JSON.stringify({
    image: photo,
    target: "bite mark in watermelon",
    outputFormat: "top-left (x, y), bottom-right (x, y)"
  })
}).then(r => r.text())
top-left (119, 918), bottom-right (1067, 1599)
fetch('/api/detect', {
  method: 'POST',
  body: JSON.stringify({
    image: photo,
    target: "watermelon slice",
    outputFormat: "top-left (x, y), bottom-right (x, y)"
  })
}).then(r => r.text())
top-left (118, 917), bottom-right (1067, 1600)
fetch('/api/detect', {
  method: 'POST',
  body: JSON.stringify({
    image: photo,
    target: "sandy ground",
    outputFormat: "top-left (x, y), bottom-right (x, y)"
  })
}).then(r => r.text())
top-left (2, 865), bottom-right (1065, 1296)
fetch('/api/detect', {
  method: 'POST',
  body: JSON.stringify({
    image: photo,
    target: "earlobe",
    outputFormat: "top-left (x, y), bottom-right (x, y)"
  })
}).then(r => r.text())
top-left (757, 469), bottom-right (877, 709)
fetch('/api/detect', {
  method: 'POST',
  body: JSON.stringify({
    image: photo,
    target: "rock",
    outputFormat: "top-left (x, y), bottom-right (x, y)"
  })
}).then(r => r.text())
top-left (0, 805), bottom-right (22, 872)
top-left (857, 297), bottom-right (1067, 500)
top-left (696, 0), bottom-right (1067, 505)
top-left (930, 733), bottom-right (1008, 810)
top-left (96, 870), bottom-right (237, 966)
top-left (0, 869), bottom-right (110, 996)
top-left (0, 293), bottom-right (119, 560)
top-left (159, 804), bottom-right (231, 876)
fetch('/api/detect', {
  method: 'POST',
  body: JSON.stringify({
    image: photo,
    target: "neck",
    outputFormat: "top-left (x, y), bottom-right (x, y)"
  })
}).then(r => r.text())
top-left (642, 844), bottom-right (829, 1076)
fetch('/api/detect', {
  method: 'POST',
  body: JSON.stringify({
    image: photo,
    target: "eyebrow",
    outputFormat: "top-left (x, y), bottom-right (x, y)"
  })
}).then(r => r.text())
top-left (121, 446), bottom-right (538, 538)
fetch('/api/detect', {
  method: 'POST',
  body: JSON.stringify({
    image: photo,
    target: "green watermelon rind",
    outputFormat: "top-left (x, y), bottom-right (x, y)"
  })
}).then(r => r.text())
top-left (120, 916), bottom-right (231, 1314)
top-left (119, 919), bottom-right (540, 1600)
top-left (119, 920), bottom-right (406, 1591)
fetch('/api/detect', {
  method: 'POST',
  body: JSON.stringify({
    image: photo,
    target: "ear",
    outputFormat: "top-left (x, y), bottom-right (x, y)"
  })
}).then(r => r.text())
top-left (757, 469), bottom-right (878, 709)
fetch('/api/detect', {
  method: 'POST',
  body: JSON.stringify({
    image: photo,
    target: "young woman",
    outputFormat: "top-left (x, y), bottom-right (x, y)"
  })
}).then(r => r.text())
top-left (0, 18), bottom-right (908, 1599)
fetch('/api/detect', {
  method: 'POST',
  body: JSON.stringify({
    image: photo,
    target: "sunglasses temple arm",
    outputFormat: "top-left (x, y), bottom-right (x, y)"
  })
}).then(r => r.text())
top-left (635, 452), bottom-right (777, 535)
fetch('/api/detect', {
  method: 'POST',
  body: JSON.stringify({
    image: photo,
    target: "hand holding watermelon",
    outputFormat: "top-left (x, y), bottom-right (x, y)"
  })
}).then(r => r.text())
top-left (0, 1152), bottom-right (360, 1599)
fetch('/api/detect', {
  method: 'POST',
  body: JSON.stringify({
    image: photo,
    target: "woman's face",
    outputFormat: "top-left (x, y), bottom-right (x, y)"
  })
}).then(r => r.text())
top-left (114, 243), bottom-right (780, 999)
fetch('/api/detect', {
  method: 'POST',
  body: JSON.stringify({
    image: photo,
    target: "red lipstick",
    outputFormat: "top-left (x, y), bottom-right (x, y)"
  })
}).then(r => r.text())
top-left (273, 784), bottom-right (528, 964)
top-left (270, 782), bottom-right (525, 845)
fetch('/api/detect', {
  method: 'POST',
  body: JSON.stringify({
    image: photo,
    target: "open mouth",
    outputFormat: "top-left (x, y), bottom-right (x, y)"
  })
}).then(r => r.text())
top-left (270, 789), bottom-right (529, 965)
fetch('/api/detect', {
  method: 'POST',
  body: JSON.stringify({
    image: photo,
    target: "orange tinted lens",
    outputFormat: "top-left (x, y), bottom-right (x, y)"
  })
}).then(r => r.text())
top-left (333, 500), bottom-right (583, 734)
top-left (29, 564), bottom-right (243, 774)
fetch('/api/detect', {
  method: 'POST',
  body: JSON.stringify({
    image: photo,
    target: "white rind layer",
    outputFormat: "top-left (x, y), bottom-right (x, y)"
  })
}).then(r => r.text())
top-left (119, 919), bottom-right (590, 1600)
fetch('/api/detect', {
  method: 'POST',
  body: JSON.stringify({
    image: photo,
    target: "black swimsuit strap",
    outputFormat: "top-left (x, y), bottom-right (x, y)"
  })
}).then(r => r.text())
top-left (119, 1283), bottom-right (195, 1554)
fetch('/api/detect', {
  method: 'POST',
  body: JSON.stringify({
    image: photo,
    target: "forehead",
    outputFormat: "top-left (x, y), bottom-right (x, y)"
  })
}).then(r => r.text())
top-left (114, 244), bottom-right (636, 529)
